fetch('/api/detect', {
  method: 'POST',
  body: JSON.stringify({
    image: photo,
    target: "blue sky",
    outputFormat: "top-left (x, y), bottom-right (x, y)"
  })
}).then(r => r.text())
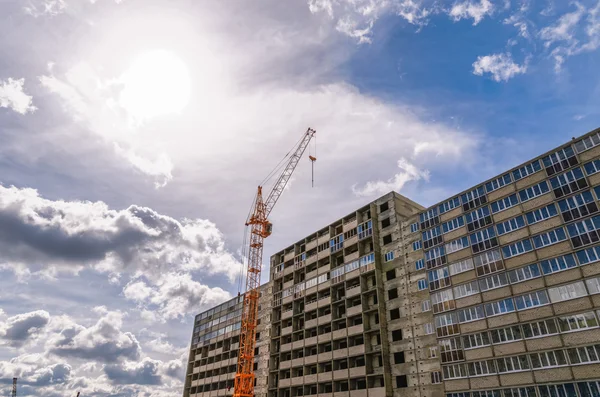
top-left (0, 0), bottom-right (599, 395)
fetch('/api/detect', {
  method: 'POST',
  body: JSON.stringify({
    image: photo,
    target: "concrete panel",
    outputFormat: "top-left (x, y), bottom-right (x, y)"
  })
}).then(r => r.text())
top-left (487, 312), bottom-right (518, 329)
top-left (460, 319), bottom-right (487, 334)
top-left (525, 335), bottom-right (562, 351)
top-left (348, 324), bottom-right (364, 336)
top-left (305, 355), bottom-right (318, 365)
top-left (493, 206), bottom-right (523, 223)
top-left (448, 249), bottom-right (472, 264)
top-left (493, 341), bottom-right (525, 356)
top-left (521, 192), bottom-right (554, 212)
top-left (347, 305), bottom-right (362, 317)
top-left (465, 347), bottom-right (493, 361)
top-left (333, 329), bottom-right (347, 340)
top-left (452, 270), bottom-right (478, 286)
top-left (582, 261), bottom-right (600, 277)
top-left (469, 375), bottom-right (499, 390)
top-left (579, 145), bottom-right (600, 161)
top-left (367, 387), bottom-right (385, 397)
top-left (444, 226), bottom-right (468, 243)
top-left (562, 328), bottom-right (600, 347)
top-left (348, 345), bottom-right (365, 356)
top-left (443, 379), bottom-right (469, 391)
top-left (533, 367), bottom-right (572, 383)
top-left (488, 184), bottom-right (516, 202)
top-left (347, 286), bottom-right (362, 298)
top-left (482, 286), bottom-right (512, 303)
top-left (333, 348), bottom-right (348, 359)
top-left (306, 301), bottom-right (318, 312)
top-left (544, 267), bottom-right (582, 286)
top-left (455, 294), bottom-right (482, 309)
top-left (319, 314), bottom-right (332, 325)
top-left (511, 278), bottom-right (545, 295)
top-left (553, 296), bottom-right (592, 315)
top-left (515, 171), bottom-right (546, 190)
top-left (318, 296), bottom-right (332, 307)
top-left (498, 228), bottom-right (530, 246)
top-left (536, 241), bottom-right (572, 260)
top-left (349, 367), bottom-right (366, 377)
top-left (518, 305), bottom-right (553, 322)
top-left (318, 352), bottom-right (333, 361)
top-left (440, 206), bottom-right (463, 222)
top-left (528, 216), bottom-right (563, 235)
top-left (350, 390), bottom-right (367, 397)
top-left (572, 364), bottom-right (600, 379)
top-left (305, 336), bottom-right (318, 346)
top-left (334, 370), bottom-right (348, 380)
top-left (318, 333), bottom-right (332, 343)
top-left (504, 252), bottom-right (537, 269)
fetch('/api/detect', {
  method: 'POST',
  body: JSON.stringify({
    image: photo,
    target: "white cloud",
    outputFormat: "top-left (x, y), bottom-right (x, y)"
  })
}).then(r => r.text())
top-left (0, 184), bottom-right (241, 281)
top-left (123, 273), bottom-right (232, 321)
top-left (539, 2), bottom-right (585, 46)
top-left (352, 157), bottom-right (430, 197)
top-left (0, 78), bottom-right (36, 115)
top-left (472, 53), bottom-right (528, 82)
top-left (449, 0), bottom-right (494, 25)
top-left (23, 0), bottom-right (67, 17)
top-left (0, 310), bottom-right (50, 347)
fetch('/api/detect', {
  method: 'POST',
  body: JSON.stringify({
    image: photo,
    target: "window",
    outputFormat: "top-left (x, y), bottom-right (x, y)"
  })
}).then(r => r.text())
top-left (470, 227), bottom-right (498, 254)
top-left (519, 180), bottom-right (550, 202)
top-left (522, 318), bottom-right (558, 339)
top-left (458, 305), bottom-right (485, 323)
top-left (548, 281), bottom-right (588, 302)
top-left (437, 337), bottom-right (460, 361)
top-left (539, 384), bottom-right (576, 397)
top-left (439, 197), bottom-right (461, 214)
top-left (435, 313), bottom-right (459, 337)
top-left (496, 355), bottom-right (530, 373)
top-left (381, 218), bottom-right (391, 228)
top-left (449, 258), bottom-right (474, 276)
top-left (425, 246), bottom-right (446, 269)
top-left (577, 245), bottom-right (600, 265)
top-left (395, 375), bottom-right (407, 388)
top-left (575, 131), bottom-right (600, 153)
top-left (415, 259), bottom-right (424, 270)
top-left (461, 186), bottom-right (487, 211)
top-left (465, 206), bottom-right (492, 232)
top-left (422, 226), bottom-right (443, 249)
top-left (530, 350), bottom-right (568, 368)
top-left (454, 280), bottom-right (479, 299)
top-left (388, 288), bottom-right (398, 300)
top-left (431, 371), bottom-right (442, 384)
top-left (513, 159), bottom-right (541, 181)
top-left (491, 325), bottom-right (522, 344)
top-left (486, 173), bottom-right (512, 193)
top-left (445, 236), bottom-right (469, 254)
top-left (394, 351), bottom-right (405, 364)
top-left (392, 329), bottom-right (402, 341)
top-left (533, 227), bottom-right (567, 249)
top-left (558, 312), bottom-right (598, 332)
top-left (585, 159), bottom-right (600, 175)
top-left (559, 190), bottom-right (598, 222)
top-left (540, 254), bottom-right (577, 275)
top-left (491, 193), bottom-right (519, 214)
top-left (383, 234), bottom-right (392, 245)
top-left (431, 289), bottom-right (455, 313)
top-left (502, 238), bottom-right (533, 259)
top-left (413, 240), bottom-right (422, 251)
top-left (421, 300), bottom-right (431, 312)
top-left (500, 387), bottom-right (537, 397)
top-left (384, 251), bottom-right (395, 262)
top-left (479, 273), bottom-right (509, 292)
top-left (423, 323), bottom-right (434, 335)
top-left (442, 363), bottom-right (467, 379)
top-left (417, 279), bottom-right (427, 290)
top-left (468, 360), bottom-right (496, 376)
top-left (420, 208), bottom-right (439, 230)
top-left (568, 215), bottom-right (600, 248)
top-left (463, 331), bottom-right (490, 350)
top-left (526, 203), bottom-right (558, 224)
top-left (497, 215), bottom-right (526, 235)
top-left (550, 167), bottom-right (588, 198)
top-left (543, 145), bottom-right (578, 176)
top-left (514, 290), bottom-right (550, 310)
top-left (578, 381), bottom-right (600, 397)
top-left (410, 222), bottom-right (419, 233)
top-left (443, 216), bottom-right (465, 234)
top-left (390, 308), bottom-right (400, 320)
top-left (474, 249), bottom-right (504, 276)
top-left (485, 298), bottom-right (515, 316)
top-left (508, 263), bottom-right (541, 284)
top-left (386, 269), bottom-right (396, 281)
top-left (379, 202), bottom-right (389, 213)
top-left (586, 276), bottom-right (600, 294)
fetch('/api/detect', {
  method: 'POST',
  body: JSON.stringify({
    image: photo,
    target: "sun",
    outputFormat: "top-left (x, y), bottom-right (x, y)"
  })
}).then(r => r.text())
top-left (119, 50), bottom-right (191, 122)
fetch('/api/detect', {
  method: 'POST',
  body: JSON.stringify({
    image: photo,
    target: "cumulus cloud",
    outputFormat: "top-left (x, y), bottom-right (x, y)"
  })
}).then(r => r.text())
top-left (0, 184), bottom-right (240, 281)
top-left (0, 310), bottom-right (50, 347)
top-left (0, 78), bottom-right (36, 115)
top-left (472, 52), bottom-right (528, 82)
top-left (352, 157), bottom-right (430, 197)
top-left (104, 358), bottom-right (162, 385)
top-left (123, 273), bottom-right (232, 320)
top-left (448, 0), bottom-right (494, 25)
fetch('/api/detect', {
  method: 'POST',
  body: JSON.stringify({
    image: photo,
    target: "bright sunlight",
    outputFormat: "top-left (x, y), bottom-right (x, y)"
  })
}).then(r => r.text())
top-left (119, 50), bottom-right (191, 122)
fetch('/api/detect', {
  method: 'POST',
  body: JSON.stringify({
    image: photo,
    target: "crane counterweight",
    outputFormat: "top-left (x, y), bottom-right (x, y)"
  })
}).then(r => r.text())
top-left (233, 128), bottom-right (316, 397)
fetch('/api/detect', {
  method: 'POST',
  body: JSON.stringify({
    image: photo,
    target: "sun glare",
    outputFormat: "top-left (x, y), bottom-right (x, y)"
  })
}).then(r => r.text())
top-left (120, 50), bottom-right (191, 122)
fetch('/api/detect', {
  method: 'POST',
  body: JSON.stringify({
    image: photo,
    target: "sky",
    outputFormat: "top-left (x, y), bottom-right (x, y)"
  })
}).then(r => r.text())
top-left (0, 0), bottom-right (599, 395)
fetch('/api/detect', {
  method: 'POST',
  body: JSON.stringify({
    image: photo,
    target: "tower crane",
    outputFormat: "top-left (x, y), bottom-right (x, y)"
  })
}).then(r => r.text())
top-left (233, 128), bottom-right (317, 397)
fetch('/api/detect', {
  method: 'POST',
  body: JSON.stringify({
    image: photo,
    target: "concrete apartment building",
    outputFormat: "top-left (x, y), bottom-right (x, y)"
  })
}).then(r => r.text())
top-left (185, 127), bottom-right (600, 397)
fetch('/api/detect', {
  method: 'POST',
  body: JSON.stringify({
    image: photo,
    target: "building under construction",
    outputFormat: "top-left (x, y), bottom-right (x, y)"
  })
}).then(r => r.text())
top-left (184, 127), bottom-right (600, 397)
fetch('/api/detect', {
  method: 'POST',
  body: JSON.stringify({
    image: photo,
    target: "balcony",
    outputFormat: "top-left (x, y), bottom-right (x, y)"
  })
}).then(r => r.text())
top-left (346, 285), bottom-right (361, 298)
top-left (284, 251), bottom-right (295, 262)
top-left (348, 345), bottom-right (365, 355)
top-left (367, 388), bottom-right (385, 397)
top-left (318, 372), bottom-right (332, 382)
top-left (284, 280), bottom-right (294, 289)
top-left (306, 300), bottom-right (318, 312)
top-left (291, 376), bottom-right (304, 386)
top-left (333, 348), bottom-right (348, 359)
top-left (307, 238), bottom-right (318, 251)
top-left (292, 358), bottom-right (304, 367)
top-left (282, 326), bottom-right (293, 336)
top-left (280, 360), bottom-right (291, 369)
top-left (305, 336), bottom-right (317, 346)
top-left (347, 324), bottom-right (364, 335)
top-left (346, 305), bottom-right (362, 317)
top-left (333, 328), bottom-right (347, 339)
top-left (306, 318), bottom-right (318, 328)
top-left (344, 251), bottom-right (360, 263)
top-left (317, 250), bottom-right (329, 260)
top-left (279, 378), bottom-right (291, 388)
top-left (343, 218), bottom-right (357, 232)
top-left (306, 269), bottom-right (318, 280)
top-left (305, 374), bottom-right (318, 383)
top-left (333, 369), bottom-right (348, 380)
top-left (318, 296), bottom-right (331, 307)
top-left (282, 309), bottom-right (294, 320)
top-left (306, 254), bottom-right (317, 266)
top-left (305, 354), bottom-right (318, 365)
top-left (318, 351), bottom-right (333, 361)
top-left (319, 314), bottom-right (332, 324)
top-left (293, 340), bottom-right (304, 349)
top-left (281, 342), bottom-right (292, 352)
top-left (349, 390), bottom-right (367, 397)
top-left (349, 367), bottom-right (366, 377)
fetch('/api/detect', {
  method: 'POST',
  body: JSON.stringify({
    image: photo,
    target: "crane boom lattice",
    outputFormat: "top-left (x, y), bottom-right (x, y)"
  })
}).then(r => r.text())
top-left (233, 128), bottom-right (316, 397)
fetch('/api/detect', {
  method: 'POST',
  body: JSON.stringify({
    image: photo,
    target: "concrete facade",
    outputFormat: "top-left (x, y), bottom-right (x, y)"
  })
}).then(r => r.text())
top-left (185, 127), bottom-right (600, 397)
